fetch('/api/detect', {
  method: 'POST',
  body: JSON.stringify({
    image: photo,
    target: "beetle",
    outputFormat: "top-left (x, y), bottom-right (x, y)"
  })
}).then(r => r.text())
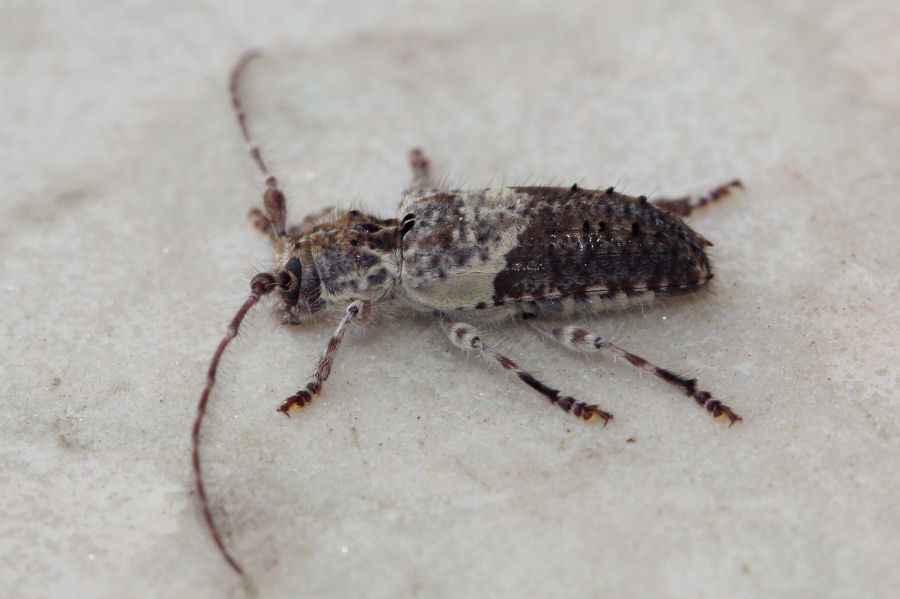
top-left (192, 51), bottom-right (742, 577)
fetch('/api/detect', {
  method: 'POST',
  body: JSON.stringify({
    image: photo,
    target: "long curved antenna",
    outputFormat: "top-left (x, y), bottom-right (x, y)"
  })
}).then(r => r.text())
top-left (230, 50), bottom-right (287, 237)
top-left (192, 273), bottom-right (277, 576)
top-left (230, 50), bottom-right (275, 186)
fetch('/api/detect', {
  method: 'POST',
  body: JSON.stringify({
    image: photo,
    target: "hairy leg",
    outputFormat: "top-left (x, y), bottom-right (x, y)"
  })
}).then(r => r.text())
top-left (529, 321), bottom-right (741, 425)
top-left (278, 300), bottom-right (370, 415)
top-left (444, 321), bottom-right (612, 424)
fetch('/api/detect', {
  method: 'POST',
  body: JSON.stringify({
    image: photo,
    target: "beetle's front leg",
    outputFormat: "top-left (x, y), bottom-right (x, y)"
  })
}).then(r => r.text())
top-left (278, 300), bottom-right (370, 415)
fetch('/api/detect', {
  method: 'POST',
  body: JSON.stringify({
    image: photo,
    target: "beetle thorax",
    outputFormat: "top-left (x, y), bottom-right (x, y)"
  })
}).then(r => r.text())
top-left (272, 214), bottom-right (403, 323)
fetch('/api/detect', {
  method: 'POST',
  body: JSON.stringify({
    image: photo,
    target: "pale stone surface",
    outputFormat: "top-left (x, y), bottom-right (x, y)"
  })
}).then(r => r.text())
top-left (2, 2), bottom-right (898, 598)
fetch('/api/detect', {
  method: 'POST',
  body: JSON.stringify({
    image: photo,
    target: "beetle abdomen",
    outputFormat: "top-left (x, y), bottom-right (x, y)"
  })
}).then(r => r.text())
top-left (491, 187), bottom-right (712, 306)
top-left (399, 186), bottom-right (712, 314)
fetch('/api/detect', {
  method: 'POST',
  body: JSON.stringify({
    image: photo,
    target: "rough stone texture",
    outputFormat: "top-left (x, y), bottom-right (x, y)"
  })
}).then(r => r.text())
top-left (1, 2), bottom-right (897, 598)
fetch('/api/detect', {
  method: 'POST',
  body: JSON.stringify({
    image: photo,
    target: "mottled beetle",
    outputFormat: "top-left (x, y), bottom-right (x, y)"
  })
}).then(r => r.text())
top-left (193, 51), bottom-right (743, 576)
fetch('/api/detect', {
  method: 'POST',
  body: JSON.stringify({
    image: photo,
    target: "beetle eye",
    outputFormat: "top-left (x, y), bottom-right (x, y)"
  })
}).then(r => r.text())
top-left (276, 270), bottom-right (292, 290)
top-left (285, 256), bottom-right (303, 280)
top-left (282, 257), bottom-right (303, 305)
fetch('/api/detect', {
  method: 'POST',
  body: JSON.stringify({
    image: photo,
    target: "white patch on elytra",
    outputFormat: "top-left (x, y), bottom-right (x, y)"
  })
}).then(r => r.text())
top-left (399, 188), bottom-right (531, 311)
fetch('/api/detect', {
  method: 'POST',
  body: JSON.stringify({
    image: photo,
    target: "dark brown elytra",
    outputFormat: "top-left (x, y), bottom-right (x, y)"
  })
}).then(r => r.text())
top-left (488, 186), bottom-right (714, 305)
top-left (192, 50), bottom-right (744, 580)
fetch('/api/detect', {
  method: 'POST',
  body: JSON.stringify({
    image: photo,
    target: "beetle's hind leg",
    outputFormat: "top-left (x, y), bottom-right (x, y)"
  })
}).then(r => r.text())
top-left (528, 321), bottom-right (741, 425)
top-left (444, 322), bottom-right (612, 425)
top-left (652, 179), bottom-right (743, 217)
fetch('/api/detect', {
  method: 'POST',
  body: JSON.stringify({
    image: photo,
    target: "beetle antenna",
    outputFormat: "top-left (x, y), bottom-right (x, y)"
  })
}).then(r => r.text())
top-left (192, 273), bottom-right (277, 576)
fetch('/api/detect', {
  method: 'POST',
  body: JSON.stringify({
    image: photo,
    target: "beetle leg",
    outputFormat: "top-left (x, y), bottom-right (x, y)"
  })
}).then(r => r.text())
top-left (529, 321), bottom-right (741, 425)
top-left (444, 322), bottom-right (612, 424)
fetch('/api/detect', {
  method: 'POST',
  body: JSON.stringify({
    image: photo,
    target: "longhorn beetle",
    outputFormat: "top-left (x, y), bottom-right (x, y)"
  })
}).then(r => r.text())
top-left (192, 50), bottom-right (743, 577)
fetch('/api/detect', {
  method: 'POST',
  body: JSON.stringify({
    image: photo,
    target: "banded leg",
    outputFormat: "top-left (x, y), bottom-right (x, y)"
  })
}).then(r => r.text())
top-left (445, 322), bottom-right (612, 424)
top-left (529, 322), bottom-right (741, 425)
top-left (652, 179), bottom-right (743, 217)
top-left (278, 300), bottom-right (369, 415)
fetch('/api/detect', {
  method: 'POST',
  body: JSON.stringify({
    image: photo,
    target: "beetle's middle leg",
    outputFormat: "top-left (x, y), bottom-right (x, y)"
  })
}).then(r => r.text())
top-left (400, 147), bottom-right (439, 207)
top-left (407, 148), bottom-right (433, 191)
top-left (444, 322), bottom-right (612, 424)
top-left (528, 321), bottom-right (741, 425)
